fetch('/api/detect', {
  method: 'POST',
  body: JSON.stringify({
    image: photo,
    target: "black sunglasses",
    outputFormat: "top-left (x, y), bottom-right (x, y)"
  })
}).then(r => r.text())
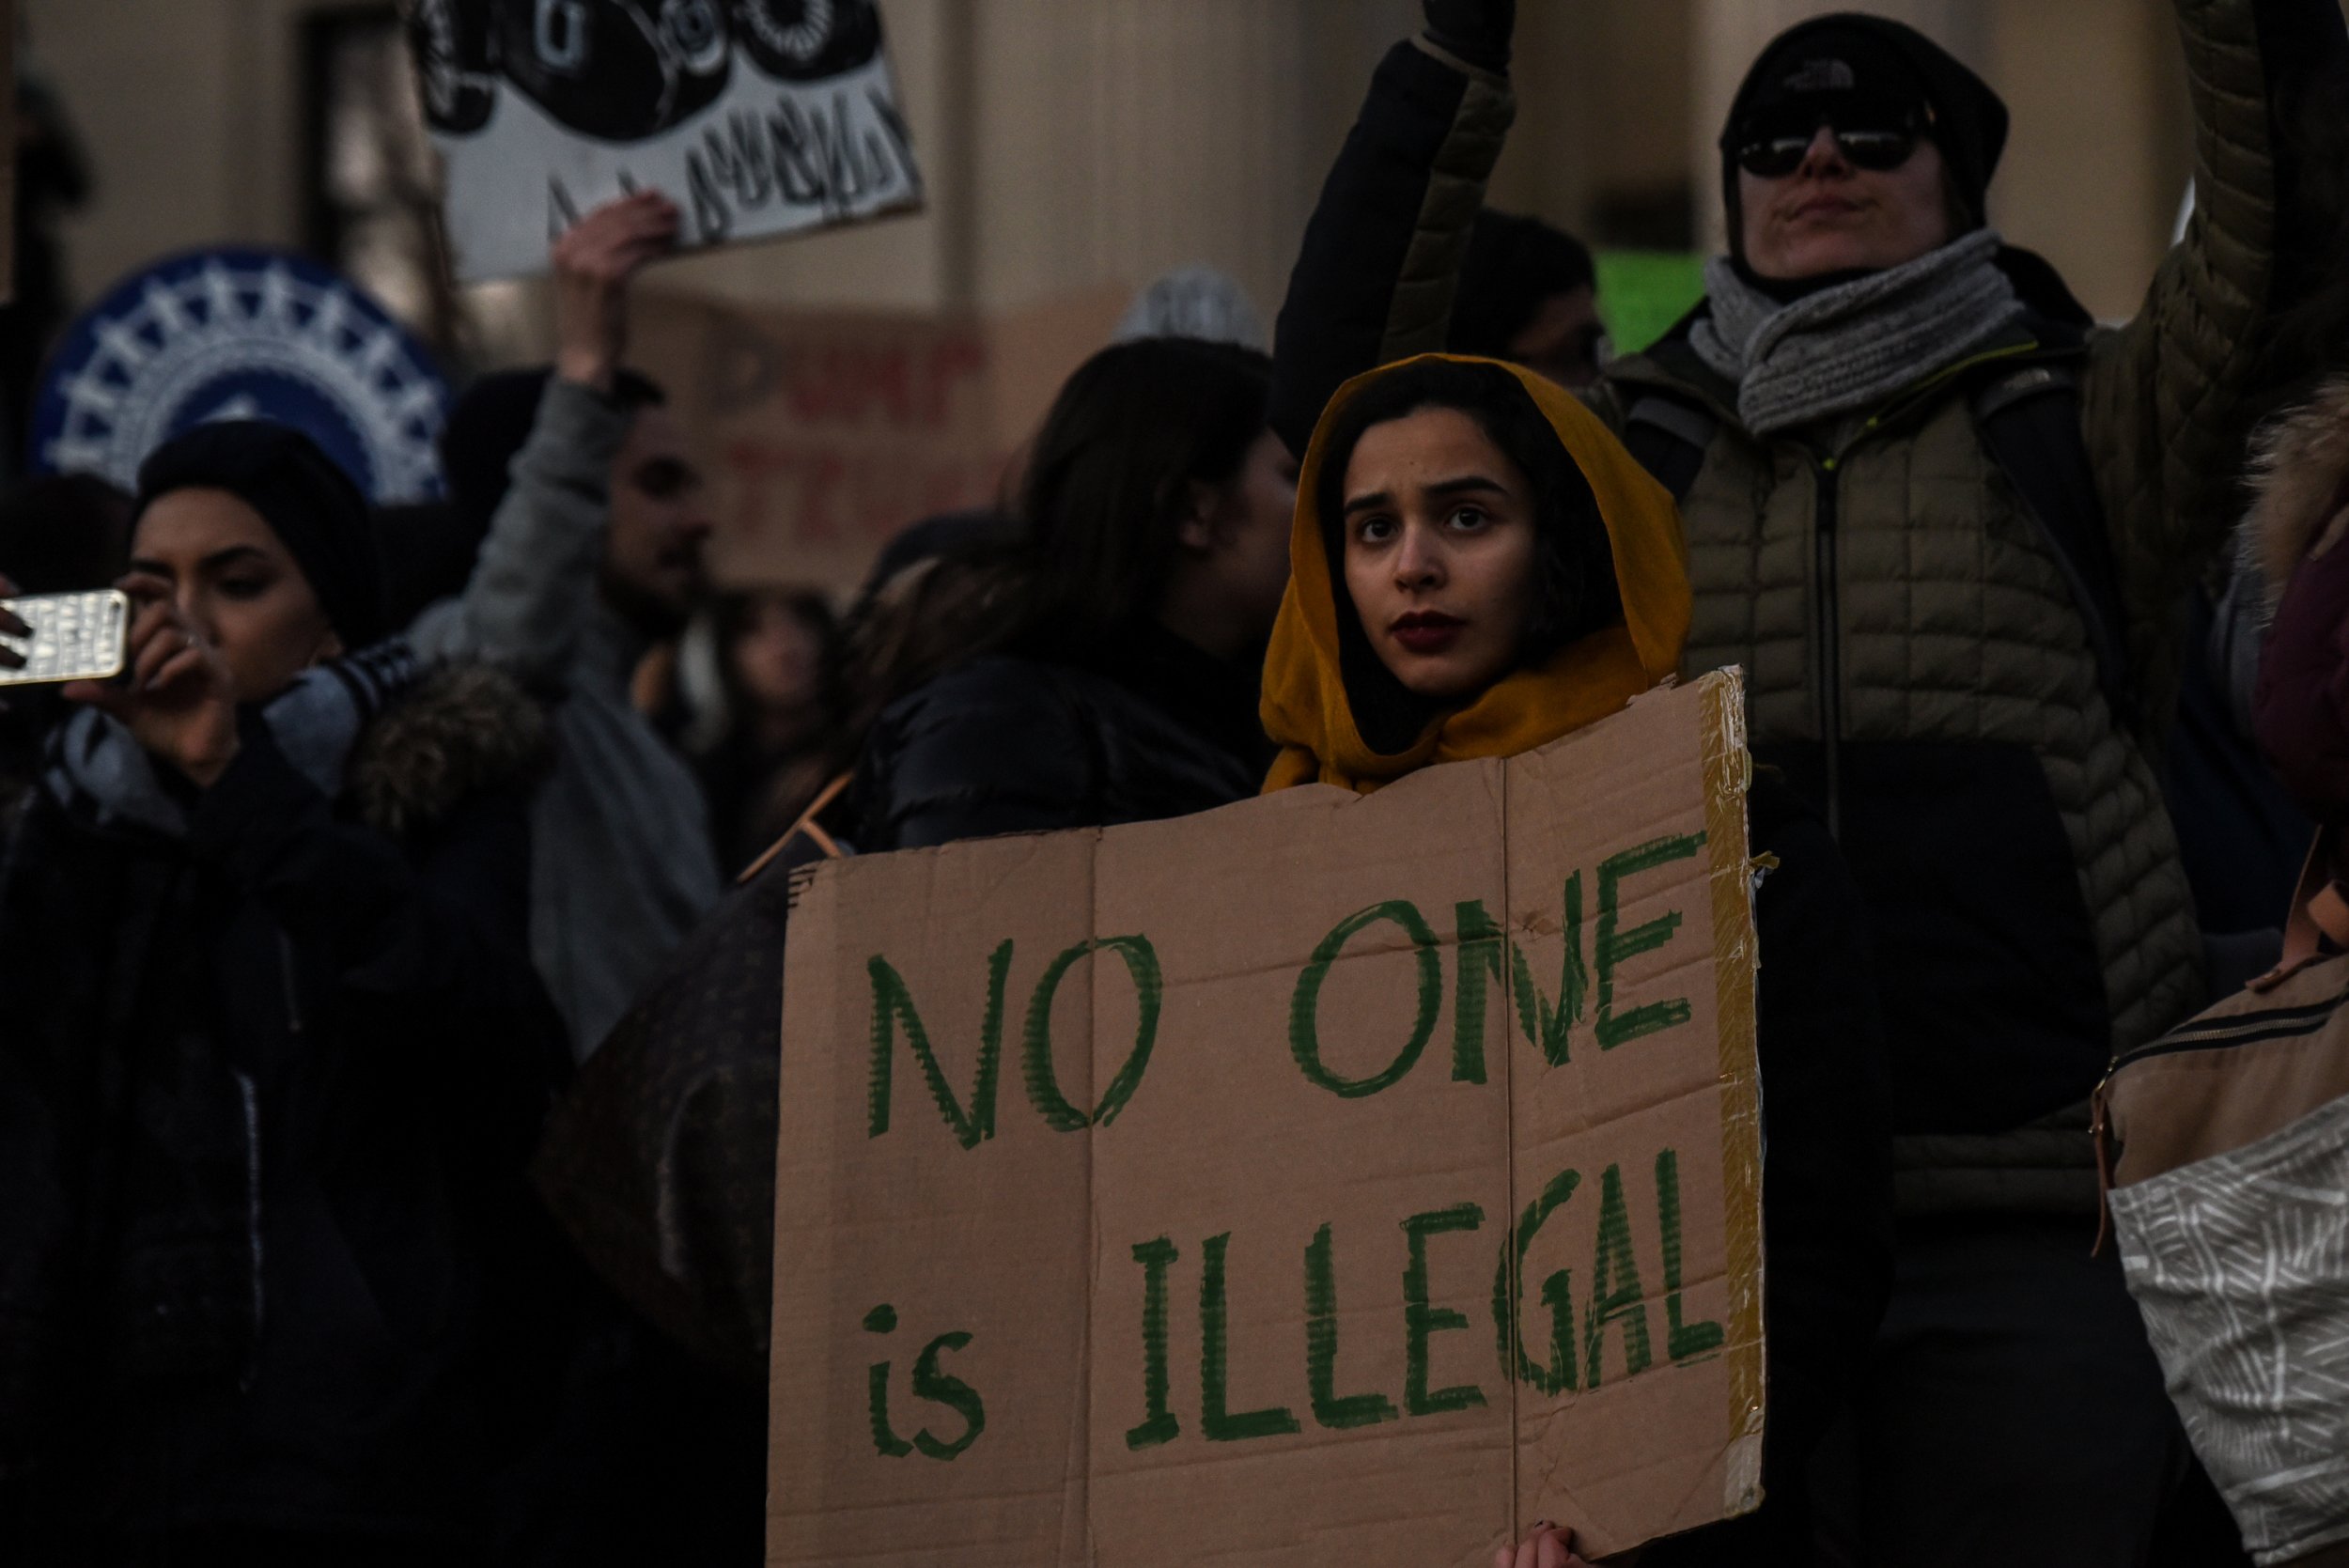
top-left (1735, 108), bottom-right (1926, 179)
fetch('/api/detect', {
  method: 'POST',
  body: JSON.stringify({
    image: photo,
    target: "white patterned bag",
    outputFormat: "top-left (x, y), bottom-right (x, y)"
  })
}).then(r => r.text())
top-left (2097, 871), bottom-right (2349, 1567)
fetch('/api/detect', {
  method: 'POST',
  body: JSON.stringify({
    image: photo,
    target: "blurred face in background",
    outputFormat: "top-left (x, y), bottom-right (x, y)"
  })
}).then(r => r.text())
top-left (128, 488), bottom-right (343, 702)
top-left (732, 595), bottom-right (828, 717)
top-left (1739, 124), bottom-right (1952, 279)
top-left (601, 405), bottom-right (715, 636)
top-left (1507, 286), bottom-right (1606, 389)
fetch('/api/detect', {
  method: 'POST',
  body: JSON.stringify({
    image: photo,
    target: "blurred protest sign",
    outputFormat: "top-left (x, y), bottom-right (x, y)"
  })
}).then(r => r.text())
top-left (410, 0), bottom-right (923, 282)
top-left (1595, 251), bottom-right (1707, 358)
top-left (627, 284), bottom-right (1125, 591)
top-left (770, 674), bottom-right (1766, 1566)
top-left (31, 248), bottom-right (449, 502)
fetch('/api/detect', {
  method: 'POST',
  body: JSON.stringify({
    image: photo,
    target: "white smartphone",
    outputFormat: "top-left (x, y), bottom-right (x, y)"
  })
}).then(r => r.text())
top-left (0, 588), bottom-right (132, 686)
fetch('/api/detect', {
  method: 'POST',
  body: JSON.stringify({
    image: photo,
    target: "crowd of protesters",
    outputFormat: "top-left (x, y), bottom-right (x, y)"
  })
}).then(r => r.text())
top-left (2, 0), bottom-right (2347, 1561)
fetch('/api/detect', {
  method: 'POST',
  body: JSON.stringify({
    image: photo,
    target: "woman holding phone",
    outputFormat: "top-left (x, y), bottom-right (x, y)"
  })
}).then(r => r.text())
top-left (0, 423), bottom-right (565, 1564)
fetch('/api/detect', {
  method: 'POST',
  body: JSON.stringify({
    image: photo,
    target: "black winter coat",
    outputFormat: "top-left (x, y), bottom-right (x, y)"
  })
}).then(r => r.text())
top-left (853, 629), bottom-right (1271, 851)
top-left (1684, 773), bottom-right (1891, 1566)
top-left (0, 666), bottom-right (568, 1559)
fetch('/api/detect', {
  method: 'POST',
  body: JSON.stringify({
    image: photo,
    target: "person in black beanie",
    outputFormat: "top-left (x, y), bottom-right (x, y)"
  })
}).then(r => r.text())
top-left (129, 419), bottom-right (391, 649)
top-left (1716, 16), bottom-right (2004, 272)
top-left (0, 419), bottom-right (568, 1564)
top-left (1275, 1), bottom-right (2349, 1564)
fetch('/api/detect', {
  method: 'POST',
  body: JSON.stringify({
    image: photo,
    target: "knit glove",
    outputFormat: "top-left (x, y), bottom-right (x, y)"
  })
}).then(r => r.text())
top-left (1422, 0), bottom-right (1514, 73)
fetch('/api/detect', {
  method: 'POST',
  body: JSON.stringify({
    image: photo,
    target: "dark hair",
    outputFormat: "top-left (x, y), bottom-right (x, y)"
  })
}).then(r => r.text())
top-left (1451, 210), bottom-right (1596, 360)
top-left (855, 507), bottom-right (1016, 601)
top-left (1012, 336), bottom-right (1271, 652)
top-left (714, 586), bottom-right (843, 719)
top-left (832, 343), bottom-right (1270, 745)
top-left (1311, 359), bottom-right (1622, 752)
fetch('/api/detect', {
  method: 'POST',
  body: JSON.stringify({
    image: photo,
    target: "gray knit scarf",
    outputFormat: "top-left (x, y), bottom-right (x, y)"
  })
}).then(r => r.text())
top-left (41, 639), bottom-right (423, 838)
top-left (1689, 229), bottom-right (2028, 437)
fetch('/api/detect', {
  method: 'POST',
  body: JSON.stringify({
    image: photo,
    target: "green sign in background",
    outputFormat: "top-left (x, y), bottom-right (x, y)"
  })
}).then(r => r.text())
top-left (1595, 250), bottom-right (1708, 357)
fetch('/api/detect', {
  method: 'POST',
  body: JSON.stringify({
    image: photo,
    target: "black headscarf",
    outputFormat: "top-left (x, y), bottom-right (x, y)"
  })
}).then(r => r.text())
top-left (1720, 14), bottom-right (2009, 254)
top-left (135, 421), bottom-right (387, 647)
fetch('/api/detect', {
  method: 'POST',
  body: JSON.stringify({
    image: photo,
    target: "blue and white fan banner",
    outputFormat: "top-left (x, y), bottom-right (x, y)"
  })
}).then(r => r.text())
top-left (408, 0), bottom-right (924, 282)
top-left (31, 248), bottom-right (451, 504)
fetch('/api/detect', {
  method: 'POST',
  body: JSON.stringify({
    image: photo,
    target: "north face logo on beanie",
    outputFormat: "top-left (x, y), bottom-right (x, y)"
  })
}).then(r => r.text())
top-left (1781, 56), bottom-right (1859, 94)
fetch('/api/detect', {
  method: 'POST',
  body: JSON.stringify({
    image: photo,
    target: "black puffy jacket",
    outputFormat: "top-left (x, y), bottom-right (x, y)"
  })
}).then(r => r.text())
top-left (853, 629), bottom-right (1271, 851)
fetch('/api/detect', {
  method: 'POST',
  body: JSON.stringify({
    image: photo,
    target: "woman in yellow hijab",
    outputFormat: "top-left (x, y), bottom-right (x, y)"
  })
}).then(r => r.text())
top-left (1265, 354), bottom-right (1893, 1566)
top-left (1261, 353), bottom-right (1689, 794)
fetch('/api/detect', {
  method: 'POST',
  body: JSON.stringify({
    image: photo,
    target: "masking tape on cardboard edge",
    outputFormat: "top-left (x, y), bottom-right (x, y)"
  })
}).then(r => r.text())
top-left (1697, 668), bottom-right (1766, 1517)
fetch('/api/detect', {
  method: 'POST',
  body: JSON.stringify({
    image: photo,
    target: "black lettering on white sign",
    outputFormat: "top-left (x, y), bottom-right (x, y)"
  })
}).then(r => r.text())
top-left (411, 0), bottom-right (922, 280)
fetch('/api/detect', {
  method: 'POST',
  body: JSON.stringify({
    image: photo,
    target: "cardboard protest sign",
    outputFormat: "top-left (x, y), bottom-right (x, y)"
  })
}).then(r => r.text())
top-left (770, 673), bottom-right (1765, 1563)
top-left (625, 285), bottom-right (1128, 592)
top-left (409, 0), bottom-right (922, 282)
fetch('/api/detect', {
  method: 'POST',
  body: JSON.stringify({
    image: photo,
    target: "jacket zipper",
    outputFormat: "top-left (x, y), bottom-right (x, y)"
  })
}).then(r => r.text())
top-left (1812, 455), bottom-right (1843, 838)
top-left (1801, 341), bottom-right (2039, 842)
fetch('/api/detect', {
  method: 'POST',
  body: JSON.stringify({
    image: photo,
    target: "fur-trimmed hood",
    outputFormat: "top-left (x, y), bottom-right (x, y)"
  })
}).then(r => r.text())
top-left (349, 662), bottom-right (552, 837)
top-left (2248, 376), bottom-right (2349, 603)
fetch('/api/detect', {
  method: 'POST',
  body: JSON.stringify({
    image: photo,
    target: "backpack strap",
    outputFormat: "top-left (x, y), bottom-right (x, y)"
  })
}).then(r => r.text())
top-left (1623, 393), bottom-right (1719, 504)
top-left (1968, 364), bottom-right (2137, 726)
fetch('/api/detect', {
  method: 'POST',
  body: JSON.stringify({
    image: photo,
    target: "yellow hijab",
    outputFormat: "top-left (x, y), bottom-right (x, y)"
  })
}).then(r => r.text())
top-left (1260, 354), bottom-right (1690, 794)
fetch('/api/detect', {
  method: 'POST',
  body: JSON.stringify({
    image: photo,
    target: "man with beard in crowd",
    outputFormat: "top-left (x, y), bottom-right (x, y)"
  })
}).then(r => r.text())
top-left (1273, 0), bottom-right (2349, 1561)
top-left (412, 191), bottom-right (722, 1060)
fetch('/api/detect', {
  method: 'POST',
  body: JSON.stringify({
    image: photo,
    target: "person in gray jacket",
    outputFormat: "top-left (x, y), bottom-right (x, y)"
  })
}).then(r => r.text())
top-left (412, 191), bottom-right (722, 1058)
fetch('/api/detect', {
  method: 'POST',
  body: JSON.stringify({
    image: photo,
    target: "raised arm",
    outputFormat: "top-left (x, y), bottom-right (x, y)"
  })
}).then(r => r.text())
top-left (1268, 2), bottom-right (1517, 456)
top-left (410, 194), bottom-right (679, 691)
top-left (2085, 0), bottom-right (2349, 656)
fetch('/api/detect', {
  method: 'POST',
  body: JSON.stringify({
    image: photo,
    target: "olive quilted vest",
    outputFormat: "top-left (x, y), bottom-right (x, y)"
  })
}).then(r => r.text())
top-left (1591, 341), bottom-right (2208, 1215)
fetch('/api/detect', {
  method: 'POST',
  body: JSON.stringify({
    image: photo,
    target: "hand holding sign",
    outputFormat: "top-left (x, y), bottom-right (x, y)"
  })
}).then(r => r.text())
top-left (413, 0), bottom-right (921, 281)
top-left (1494, 1523), bottom-right (1592, 1568)
top-left (552, 191), bottom-right (680, 394)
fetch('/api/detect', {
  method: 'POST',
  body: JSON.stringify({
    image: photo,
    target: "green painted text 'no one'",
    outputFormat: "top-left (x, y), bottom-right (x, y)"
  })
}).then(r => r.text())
top-left (865, 831), bottom-right (1704, 1148)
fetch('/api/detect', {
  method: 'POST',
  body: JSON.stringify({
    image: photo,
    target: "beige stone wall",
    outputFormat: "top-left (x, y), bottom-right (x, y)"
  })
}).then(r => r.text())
top-left (20, 0), bottom-right (2312, 344)
top-left (1989, 0), bottom-right (2191, 322)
